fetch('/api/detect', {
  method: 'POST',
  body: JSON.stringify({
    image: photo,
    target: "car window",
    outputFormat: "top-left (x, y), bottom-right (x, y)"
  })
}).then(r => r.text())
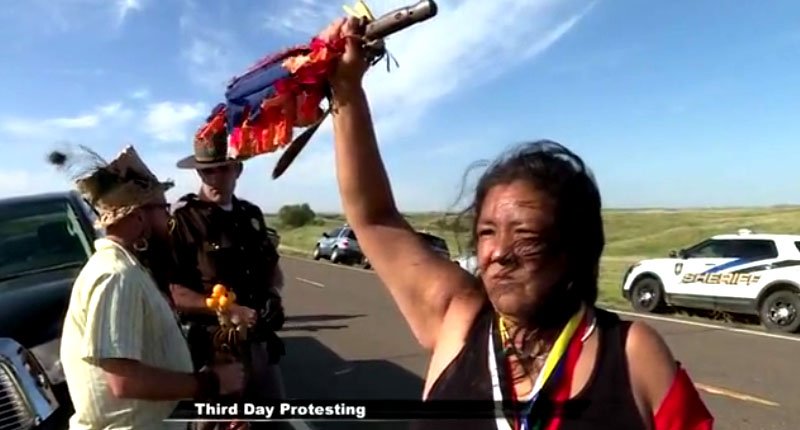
top-left (684, 239), bottom-right (777, 259)
top-left (346, 229), bottom-right (357, 240)
top-left (729, 239), bottom-right (778, 259)
top-left (78, 197), bottom-right (104, 238)
top-left (418, 233), bottom-right (449, 251)
top-left (0, 198), bottom-right (90, 281)
top-left (684, 239), bottom-right (736, 258)
top-left (327, 228), bottom-right (341, 237)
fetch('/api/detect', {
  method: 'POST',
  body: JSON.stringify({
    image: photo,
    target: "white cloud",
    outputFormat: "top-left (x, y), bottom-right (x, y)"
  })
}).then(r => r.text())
top-left (248, 0), bottom-right (595, 142)
top-left (130, 88), bottom-right (150, 100)
top-left (0, 170), bottom-right (31, 193)
top-left (17, 0), bottom-right (148, 34)
top-left (0, 97), bottom-right (204, 152)
top-left (178, 8), bottom-right (250, 93)
top-left (0, 149), bottom-right (193, 201)
top-left (142, 101), bottom-right (207, 143)
top-left (270, 147), bottom-right (336, 185)
top-left (162, 0), bottom-right (596, 211)
top-left (180, 33), bottom-right (235, 91)
top-left (47, 114), bottom-right (100, 129)
top-left (0, 102), bottom-right (133, 139)
top-left (233, 153), bottom-right (338, 211)
top-left (0, 168), bottom-right (68, 199)
top-left (262, 0), bottom-right (337, 37)
top-left (53, 68), bottom-right (107, 78)
top-left (143, 150), bottom-right (202, 201)
top-left (96, 102), bottom-right (128, 117)
top-left (115, 0), bottom-right (143, 27)
top-left (0, 0), bottom-right (595, 210)
top-left (357, 0), bottom-right (597, 138)
top-left (0, 146), bottom-right (198, 201)
top-left (217, 0), bottom-right (597, 211)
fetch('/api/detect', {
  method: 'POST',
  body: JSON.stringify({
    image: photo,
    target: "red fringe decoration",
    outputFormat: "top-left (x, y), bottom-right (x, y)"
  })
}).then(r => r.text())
top-left (218, 35), bottom-right (345, 159)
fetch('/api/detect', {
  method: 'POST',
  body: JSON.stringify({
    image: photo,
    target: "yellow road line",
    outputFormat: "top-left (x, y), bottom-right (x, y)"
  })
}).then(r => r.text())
top-left (695, 383), bottom-right (780, 407)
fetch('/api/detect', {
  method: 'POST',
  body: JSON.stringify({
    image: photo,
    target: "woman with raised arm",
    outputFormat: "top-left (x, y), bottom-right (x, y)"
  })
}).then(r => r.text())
top-left (322, 17), bottom-right (714, 430)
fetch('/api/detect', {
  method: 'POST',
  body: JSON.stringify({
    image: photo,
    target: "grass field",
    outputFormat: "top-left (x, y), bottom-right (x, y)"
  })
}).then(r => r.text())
top-left (266, 207), bottom-right (800, 308)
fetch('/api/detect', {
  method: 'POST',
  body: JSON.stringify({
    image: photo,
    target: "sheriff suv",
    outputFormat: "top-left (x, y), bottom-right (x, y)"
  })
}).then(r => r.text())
top-left (621, 229), bottom-right (800, 334)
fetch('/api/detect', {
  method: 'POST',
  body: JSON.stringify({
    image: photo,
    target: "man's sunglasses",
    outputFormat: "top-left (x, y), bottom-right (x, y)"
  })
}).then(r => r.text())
top-left (141, 202), bottom-right (171, 213)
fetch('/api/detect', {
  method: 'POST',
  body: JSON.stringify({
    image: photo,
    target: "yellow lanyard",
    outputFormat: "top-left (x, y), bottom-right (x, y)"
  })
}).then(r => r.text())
top-left (496, 307), bottom-right (587, 430)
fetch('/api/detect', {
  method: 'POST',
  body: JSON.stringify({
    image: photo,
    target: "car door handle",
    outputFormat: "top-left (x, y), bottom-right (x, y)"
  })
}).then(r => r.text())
top-left (704, 263), bottom-right (715, 266)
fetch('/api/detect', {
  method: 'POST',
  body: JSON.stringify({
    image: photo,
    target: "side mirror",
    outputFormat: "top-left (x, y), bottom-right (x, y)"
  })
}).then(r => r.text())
top-left (321, 233), bottom-right (329, 238)
top-left (669, 249), bottom-right (687, 259)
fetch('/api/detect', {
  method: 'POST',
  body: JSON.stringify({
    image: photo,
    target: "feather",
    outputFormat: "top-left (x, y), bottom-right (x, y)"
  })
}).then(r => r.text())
top-left (343, 0), bottom-right (375, 20)
top-left (46, 144), bottom-right (109, 181)
top-left (47, 151), bottom-right (67, 167)
top-left (45, 144), bottom-right (122, 203)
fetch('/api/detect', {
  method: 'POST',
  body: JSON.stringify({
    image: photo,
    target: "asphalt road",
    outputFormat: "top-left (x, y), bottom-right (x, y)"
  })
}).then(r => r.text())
top-left (277, 255), bottom-right (800, 430)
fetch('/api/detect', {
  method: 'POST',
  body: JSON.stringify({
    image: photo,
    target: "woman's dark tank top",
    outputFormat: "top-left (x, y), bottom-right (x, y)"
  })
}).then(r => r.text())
top-left (411, 307), bottom-right (646, 430)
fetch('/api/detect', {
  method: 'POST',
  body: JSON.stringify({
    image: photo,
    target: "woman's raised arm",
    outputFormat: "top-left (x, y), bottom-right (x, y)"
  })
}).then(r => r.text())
top-left (326, 18), bottom-right (482, 349)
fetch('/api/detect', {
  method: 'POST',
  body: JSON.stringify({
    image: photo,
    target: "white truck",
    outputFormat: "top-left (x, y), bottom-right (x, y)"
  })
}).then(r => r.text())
top-left (621, 229), bottom-right (800, 333)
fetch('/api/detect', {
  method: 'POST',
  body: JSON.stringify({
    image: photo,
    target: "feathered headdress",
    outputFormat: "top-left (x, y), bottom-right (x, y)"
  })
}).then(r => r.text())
top-left (48, 145), bottom-right (173, 228)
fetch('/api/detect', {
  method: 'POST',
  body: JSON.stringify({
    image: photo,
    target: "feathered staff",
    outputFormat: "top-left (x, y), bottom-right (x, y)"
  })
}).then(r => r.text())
top-left (205, 284), bottom-right (250, 430)
top-left (194, 0), bottom-right (439, 179)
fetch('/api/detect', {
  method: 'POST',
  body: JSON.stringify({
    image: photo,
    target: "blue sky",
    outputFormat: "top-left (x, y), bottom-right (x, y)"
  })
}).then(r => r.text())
top-left (1, 0), bottom-right (799, 212)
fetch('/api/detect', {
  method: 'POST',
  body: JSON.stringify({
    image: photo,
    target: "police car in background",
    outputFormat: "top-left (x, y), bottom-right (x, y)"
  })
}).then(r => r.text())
top-left (621, 229), bottom-right (800, 334)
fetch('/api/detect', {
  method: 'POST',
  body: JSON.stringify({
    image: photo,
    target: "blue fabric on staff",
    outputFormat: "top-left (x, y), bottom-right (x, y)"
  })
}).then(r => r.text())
top-left (223, 61), bottom-right (291, 133)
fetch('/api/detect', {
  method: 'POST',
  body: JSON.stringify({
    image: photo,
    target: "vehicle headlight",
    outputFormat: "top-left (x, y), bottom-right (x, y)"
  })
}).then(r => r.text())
top-left (29, 338), bottom-right (64, 385)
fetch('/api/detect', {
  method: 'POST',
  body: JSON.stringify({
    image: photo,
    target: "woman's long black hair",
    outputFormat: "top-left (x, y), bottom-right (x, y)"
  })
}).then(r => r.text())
top-left (453, 140), bottom-right (605, 369)
top-left (468, 140), bottom-right (604, 304)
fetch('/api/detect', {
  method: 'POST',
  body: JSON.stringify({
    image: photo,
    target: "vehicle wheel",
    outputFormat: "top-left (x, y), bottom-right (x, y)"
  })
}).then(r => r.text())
top-left (312, 245), bottom-right (321, 260)
top-left (330, 248), bottom-right (341, 264)
top-left (630, 277), bottom-right (665, 313)
top-left (759, 288), bottom-right (800, 334)
top-left (362, 258), bottom-right (371, 270)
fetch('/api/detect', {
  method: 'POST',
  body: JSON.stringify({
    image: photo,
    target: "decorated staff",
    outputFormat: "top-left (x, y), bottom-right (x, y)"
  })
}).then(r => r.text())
top-left (206, 284), bottom-right (249, 353)
top-left (205, 284), bottom-right (250, 430)
top-left (193, 0), bottom-right (439, 179)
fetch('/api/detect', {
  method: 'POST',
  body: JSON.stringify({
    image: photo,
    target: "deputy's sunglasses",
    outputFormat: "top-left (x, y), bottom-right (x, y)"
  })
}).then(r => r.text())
top-left (198, 164), bottom-right (237, 175)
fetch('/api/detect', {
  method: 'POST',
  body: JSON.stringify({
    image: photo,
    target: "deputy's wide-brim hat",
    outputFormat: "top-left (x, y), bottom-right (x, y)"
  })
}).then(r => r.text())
top-left (176, 127), bottom-right (250, 169)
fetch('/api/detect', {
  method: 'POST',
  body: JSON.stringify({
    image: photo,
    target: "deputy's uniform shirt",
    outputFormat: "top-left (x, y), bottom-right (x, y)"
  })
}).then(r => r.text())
top-left (60, 238), bottom-right (194, 430)
top-left (169, 194), bottom-right (283, 364)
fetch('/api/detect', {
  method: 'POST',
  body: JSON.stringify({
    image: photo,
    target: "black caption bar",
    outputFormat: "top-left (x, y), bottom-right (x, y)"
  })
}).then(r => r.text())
top-left (167, 399), bottom-right (546, 421)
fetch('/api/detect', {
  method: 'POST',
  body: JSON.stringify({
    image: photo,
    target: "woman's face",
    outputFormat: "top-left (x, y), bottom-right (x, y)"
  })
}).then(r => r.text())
top-left (476, 180), bottom-right (567, 321)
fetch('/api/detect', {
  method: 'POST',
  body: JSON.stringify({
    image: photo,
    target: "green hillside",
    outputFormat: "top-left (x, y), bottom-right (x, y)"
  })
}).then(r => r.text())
top-left (267, 207), bottom-right (800, 307)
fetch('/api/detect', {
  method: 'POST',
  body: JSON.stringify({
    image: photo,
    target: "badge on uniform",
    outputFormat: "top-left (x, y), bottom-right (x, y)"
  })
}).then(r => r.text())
top-left (674, 263), bottom-right (683, 275)
top-left (251, 218), bottom-right (261, 231)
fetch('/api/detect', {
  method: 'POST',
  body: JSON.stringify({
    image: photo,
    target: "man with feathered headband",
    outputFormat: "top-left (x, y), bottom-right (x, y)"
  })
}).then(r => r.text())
top-left (51, 145), bottom-right (245, 429)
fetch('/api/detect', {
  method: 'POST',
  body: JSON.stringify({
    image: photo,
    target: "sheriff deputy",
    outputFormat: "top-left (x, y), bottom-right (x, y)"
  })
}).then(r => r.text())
top-left (168, 129), bottom-right (287, 415)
